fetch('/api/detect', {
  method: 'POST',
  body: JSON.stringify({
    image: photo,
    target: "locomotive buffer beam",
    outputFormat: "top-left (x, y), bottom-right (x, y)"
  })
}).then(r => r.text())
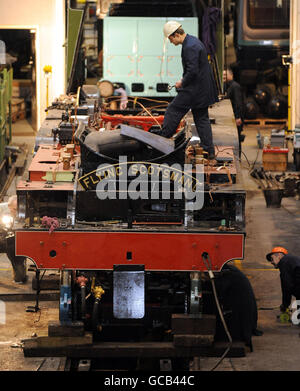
top-left (23, 339), bottom-right (245, 359)
top-left (23, 314), bottom-right (245, 358)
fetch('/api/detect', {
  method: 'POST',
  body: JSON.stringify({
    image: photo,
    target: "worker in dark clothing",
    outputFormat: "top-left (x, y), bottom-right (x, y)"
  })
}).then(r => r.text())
top-left (266, 247), bottom-right (300, 313)
top-left (223, 68), bottom-right (245, 158)
top-left (212, 263), bottom-right (263, 352)
top-left (6, 234), bottom-right (27, 284)
top-left (1, 195), bottom-right (27, 284)
top-left (153, 21), bottom-right (219, 160)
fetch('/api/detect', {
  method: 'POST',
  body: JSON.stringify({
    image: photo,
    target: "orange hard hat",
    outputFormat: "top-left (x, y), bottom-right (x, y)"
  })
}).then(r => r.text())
top-left (266, 247), bottom-right (288, 262)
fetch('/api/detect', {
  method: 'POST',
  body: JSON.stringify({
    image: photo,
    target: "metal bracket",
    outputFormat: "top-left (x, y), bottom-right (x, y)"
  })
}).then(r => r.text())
top-left (282, 55), bottom-right (293, 66)
top-left (190, 272), bottom-right (202, 316)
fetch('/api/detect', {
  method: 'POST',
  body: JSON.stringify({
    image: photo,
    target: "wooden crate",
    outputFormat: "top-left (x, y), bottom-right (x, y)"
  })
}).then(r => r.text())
top-left (244, 116), bottom-right (287, 127)
top-left (11, 110), bottom-right (26, 123)
top-left (12, 79), bottom-right (31, 98)
top-left (11, 98), bottom-right (26, 114)
top-left (262, 148), bottom-right (288, 171)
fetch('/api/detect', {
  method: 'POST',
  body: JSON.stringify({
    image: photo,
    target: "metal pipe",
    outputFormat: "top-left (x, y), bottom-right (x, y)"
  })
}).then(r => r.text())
top-left (81, 285), bottom-right (86, 321)
top-left (261, 171), bottom-right (272, 188)
top-left (253, 170), bottom-right (266, 189)
top-left (76, 275), bottom-right (88, 321)
top-left (92, 299), bottom-right (100, 334)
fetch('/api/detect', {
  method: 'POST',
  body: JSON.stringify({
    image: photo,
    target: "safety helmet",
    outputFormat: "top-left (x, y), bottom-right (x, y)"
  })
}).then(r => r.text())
top-left (163, 20), bottom-right (182, 38)
top-left (266, 247), bottom-right (288, 262)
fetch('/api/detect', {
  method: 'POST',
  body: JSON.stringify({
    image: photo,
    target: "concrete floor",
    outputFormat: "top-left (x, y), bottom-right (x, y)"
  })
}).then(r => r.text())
top-left (0, 119), bottom-right (59, 370)
top-left (0, 117), bottom-right (299, 372)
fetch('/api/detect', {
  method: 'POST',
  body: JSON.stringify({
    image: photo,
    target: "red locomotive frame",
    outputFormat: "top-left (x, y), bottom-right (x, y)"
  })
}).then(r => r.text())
top-left (15, 230), bottom-right (244, 271)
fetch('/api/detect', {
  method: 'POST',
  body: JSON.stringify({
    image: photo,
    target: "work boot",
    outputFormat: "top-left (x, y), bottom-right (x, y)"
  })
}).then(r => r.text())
top-left (149, 128), bottom-right (163, 136)
top-left (252, 328), bottom-right (264, 336)
top-left (14, 276), bottom-right (28, 284)
top-left (203, 149), bottom-right (215, 160)
top-left (11, 257), bottom-right (27, 284)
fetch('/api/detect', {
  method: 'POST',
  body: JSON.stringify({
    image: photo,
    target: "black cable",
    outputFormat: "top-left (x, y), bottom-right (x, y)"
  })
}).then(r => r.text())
top-left (202, 252), bottom-right (232, 371)
top-left (251, 148), bottom-right (261, 171)
top-left (215, 146), bottom-right (235, 157)
top-left (34, 309), bottom-right (42, 323)
top-left (241, 150), bottom-right (251, 168)
top-left (241, 147), bottom-right (261, 172)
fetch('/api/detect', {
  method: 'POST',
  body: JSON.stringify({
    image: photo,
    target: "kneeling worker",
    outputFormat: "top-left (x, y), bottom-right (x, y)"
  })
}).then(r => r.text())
top-left (266, 247), bottom-right (300, 314)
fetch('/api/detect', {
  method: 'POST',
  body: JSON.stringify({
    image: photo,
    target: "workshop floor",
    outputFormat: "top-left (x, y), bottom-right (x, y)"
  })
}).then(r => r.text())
top-left (0, 119), bottom-right (299, 372)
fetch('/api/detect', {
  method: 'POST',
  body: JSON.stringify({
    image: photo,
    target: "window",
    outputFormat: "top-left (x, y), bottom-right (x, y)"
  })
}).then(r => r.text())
top-left (247, 0), bottom-right (290, 29)
top-left (109, 1), bottom-right (195, 17)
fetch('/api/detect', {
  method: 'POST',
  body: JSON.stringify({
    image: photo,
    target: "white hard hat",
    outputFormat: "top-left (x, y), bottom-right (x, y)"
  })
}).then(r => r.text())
top-left (163, 20), bottom-right (182, 38)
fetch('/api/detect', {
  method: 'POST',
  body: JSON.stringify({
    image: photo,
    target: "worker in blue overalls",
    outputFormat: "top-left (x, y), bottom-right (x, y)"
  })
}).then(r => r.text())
top-left (155, 21), bottom-right (219, 160)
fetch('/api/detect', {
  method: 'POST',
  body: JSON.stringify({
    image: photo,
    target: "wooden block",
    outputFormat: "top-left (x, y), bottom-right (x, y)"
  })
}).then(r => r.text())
top-left (12, 79), bottom-right (32, 87)
top-left (37, 357), bottom-right (65, 371)
top-left (23, 334), bottom-right (92, 357)
top-left (48, 320), bottom-right (85, 337)
top-left (12, 80), bottom-right (31, 99)
top-left (120, 124), bottom-right (175, 155)
top-left (34, 334), bottom-right (92, 347)
top-left (64, 341), bottom-right (246, 359)
top-left (172, 314), bottom-right (216, 335)
top-left (173, 334), bottom-right (214, 347)
top-left (32, 275), bottom-right (60, 291)
top-left (11, 97), bottom-right (25, 111)
top-left (12, 86), bottom-right (21, 98)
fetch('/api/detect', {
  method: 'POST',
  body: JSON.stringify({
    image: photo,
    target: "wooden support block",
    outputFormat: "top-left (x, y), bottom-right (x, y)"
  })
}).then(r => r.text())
top-left (23, 334), bottom-right (92, 357)
top-left (37, 357), bottom-right (66, 371)
top-left (11, 98), bottom-right (25, 113)
top-left (172, 314), bottom-right (216, 335)
top-left (48, 320), bottom-right (85, 337)
top-left (173, 334), bottom-right (214, 347)
top-left (32, 275), bottom-right (60, 291)
top-left (64, 341), bottom-right (246, 359)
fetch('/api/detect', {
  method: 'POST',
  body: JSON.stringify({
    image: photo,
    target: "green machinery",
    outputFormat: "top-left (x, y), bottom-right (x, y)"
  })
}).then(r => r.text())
top-left (0, 50), bottom-right (27, 199)
top-left (0, 65), bottom-right (13, 191)
top-left (0, 66), bottom-right (12, 161)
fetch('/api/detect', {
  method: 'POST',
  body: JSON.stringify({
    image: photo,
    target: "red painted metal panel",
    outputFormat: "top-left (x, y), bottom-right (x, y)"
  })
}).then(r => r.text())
top-left (100, 114), bottom-right (165, 131)
top-left (15, 230), bottom-right (244, 272)
top-left (100, 114), bottom-right (184, 132)
top-left (263, 148), bottom-right (288, 154)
